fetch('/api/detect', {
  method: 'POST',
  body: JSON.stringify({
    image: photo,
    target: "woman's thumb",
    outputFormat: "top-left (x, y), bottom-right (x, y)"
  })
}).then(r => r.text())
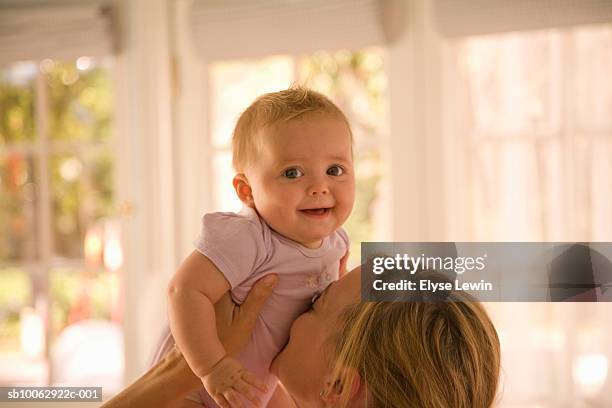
top-left (241, 274), bottom-right (278, 321)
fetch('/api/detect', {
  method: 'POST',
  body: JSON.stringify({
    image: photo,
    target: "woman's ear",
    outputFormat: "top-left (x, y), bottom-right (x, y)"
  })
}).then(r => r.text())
top-left (233, 174), bottom-right (254, 207)
top-left (321, 371), bottom-right (363, 406)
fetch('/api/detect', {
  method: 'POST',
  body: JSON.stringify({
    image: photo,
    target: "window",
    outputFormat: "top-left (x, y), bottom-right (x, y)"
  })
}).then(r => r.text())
top-left (208, 48), bottom-right (389, 266)
top-left (448, 25), bottom-right (612, 242)
top-left (447, 25), bottom-right (612, 406)
top-left (0, 57), bottom-right (123, 391)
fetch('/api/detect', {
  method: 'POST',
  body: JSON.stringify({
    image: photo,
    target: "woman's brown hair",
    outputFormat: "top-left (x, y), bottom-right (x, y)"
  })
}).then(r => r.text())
top-left (330, 289), bottom-right (501, 407)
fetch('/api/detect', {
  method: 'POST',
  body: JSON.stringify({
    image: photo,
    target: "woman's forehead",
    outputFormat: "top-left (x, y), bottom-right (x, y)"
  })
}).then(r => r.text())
top-left (324, 267), bottom-right (361, 308)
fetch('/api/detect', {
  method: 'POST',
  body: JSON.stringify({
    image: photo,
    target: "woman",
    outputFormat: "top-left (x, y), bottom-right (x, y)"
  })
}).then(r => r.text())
top-left (103, 267), bottom-right (500, 407)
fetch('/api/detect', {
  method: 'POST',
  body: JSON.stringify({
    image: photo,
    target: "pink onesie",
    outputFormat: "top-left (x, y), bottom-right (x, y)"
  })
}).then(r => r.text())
top-left (153, 206), bottom-right (348, 407)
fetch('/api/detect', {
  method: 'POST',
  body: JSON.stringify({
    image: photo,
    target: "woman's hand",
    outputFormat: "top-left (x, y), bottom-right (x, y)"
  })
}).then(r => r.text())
top-left (216, 274), bottom-right (278, 356)
top-left (101, 274), bottom-right (278, 408)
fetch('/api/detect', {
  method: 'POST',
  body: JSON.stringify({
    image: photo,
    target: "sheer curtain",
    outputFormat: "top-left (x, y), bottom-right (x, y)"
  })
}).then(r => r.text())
top-left (445, 25), bottom-right (612, 407)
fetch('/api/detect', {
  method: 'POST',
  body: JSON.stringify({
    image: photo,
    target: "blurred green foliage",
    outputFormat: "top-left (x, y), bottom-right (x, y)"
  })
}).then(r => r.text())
top-left (50, 269), bottom-right (116, 339)
top-left (0, 268), bottom-right (31, 312)
top-left (0, 58), bottom-right (116, 353)
top-left (47, 61), bottom-right (113, 141)
top-left (0, 64), bottom-right (36, 144)
top-left (0, 155), bottom-right (36, 262)
top-left (0, 268), bottom-right (31, 350)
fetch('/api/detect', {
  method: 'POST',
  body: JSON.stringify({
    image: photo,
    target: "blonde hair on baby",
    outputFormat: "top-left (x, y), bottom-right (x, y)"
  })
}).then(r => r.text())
top-left (329, 290), bottom-right (501, 407)
top-left (231, 85), bottom-right (352, 172)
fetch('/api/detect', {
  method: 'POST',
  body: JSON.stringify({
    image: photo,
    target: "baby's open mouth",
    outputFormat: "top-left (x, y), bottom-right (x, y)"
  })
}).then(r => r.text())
top-left (300, 208), bottom-right (331, 216)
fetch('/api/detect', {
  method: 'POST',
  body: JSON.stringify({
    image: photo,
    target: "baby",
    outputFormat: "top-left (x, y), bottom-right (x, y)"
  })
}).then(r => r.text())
top-left (166, 86), bottom-right (355, 407)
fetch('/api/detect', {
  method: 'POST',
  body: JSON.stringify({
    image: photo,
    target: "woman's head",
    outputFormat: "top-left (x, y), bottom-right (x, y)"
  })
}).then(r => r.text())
top-left (330, 293), bottom-right (501, 407)
top-left (272, 267), bottom-right (501, 407)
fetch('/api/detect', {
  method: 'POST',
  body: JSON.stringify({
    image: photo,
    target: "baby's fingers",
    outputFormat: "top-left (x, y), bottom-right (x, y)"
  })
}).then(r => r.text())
top-left (223, 388), bottom-right (244, 408)
top-left (233, 380), bottom-right (262, 407)
top-left (241, 370), bottom-right (268, 393)
top-left (213, 393), bottom-right (231, 408)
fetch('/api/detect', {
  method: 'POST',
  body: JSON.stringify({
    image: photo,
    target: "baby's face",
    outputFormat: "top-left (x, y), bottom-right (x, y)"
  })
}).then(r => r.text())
top-left (246, 115), bottom-right (355, 248)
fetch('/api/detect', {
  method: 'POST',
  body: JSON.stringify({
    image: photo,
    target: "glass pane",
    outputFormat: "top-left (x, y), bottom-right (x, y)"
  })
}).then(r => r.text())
top-left (50, 154), bottom-right (83, 258)
top-left (298, 49), bottom-right (389, 147)
top-left (49, 268), bottom-right (123, 392)
top-left (0, 153), bottom-right (38, 262)
top-left (0, 267), bottom-right (47, 385)
top-left (589, 138), bottom-right (612, 241)
top-left (209, 56), bottom-right (294, 149)
top-left (88, 150), bottom-right (115, 220)
top-left (343, 149), bottom-right (382, 261)
top-left (469, 139), bottom-right (567, 241)
top-left (459, 30), bottom-right (561, 137)
top-left (0, 61), bottom-right (36, 144)
top-left (45, 57), bottom-right (113, 142)
top-left (212, 151), bottom-right (242, 213)
top-left (298, 48), bottom-right (389, 264)
top-left (471, 140), bottom-right (544, 240)
top-left (51, 150), bottom-right (115, 259)
top-left (574, 136), bottom-right (612, 241)
top-left (572, 26), bottom-right (612, 131)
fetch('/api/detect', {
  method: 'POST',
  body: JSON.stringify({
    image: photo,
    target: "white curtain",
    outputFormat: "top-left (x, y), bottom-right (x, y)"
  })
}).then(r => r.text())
top-left (446, 25), bottom-right (612, 407)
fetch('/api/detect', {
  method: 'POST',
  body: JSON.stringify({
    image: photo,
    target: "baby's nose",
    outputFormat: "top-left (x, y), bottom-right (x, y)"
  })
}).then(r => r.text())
top-left (307, 182), bottom-right (329, 196)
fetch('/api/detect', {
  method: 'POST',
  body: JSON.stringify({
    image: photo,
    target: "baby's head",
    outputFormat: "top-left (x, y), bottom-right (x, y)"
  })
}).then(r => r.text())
top-left (232, 86), bottom-right (355, 249)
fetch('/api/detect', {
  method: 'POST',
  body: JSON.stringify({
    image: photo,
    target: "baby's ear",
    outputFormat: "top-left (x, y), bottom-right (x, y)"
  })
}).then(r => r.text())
top-left (233, 174), bottom-right (254, 207)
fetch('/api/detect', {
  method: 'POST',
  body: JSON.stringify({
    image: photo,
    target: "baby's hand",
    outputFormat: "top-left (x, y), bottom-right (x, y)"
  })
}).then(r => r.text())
top-left (201, 356), bottom-right (267, 408)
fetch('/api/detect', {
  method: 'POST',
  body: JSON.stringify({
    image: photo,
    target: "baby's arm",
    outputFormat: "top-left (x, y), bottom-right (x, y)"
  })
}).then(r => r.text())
top-left (168, 251), bottom-right (229, 377)
top-left (167, 250), bottom-right (266, 406)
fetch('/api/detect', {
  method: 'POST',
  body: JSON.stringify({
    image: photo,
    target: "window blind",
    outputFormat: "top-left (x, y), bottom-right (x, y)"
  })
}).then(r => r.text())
top-left (0, 1), bottom-right (116, 66)
top-left (190, 0), bottom-right (394, 60)
top-left (434, 0), bottom-right (612, 38)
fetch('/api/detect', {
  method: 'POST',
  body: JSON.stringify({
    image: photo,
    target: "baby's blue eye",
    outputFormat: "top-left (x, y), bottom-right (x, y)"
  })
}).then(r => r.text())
top-left (283, 168), bottom-right (304, 179)
top-left (327, 165), bottom-right (344, 176)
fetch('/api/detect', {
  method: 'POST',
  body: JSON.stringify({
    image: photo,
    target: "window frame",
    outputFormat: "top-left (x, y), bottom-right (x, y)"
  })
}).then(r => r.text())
top-left (0, 58), bottom-right (120, 386)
